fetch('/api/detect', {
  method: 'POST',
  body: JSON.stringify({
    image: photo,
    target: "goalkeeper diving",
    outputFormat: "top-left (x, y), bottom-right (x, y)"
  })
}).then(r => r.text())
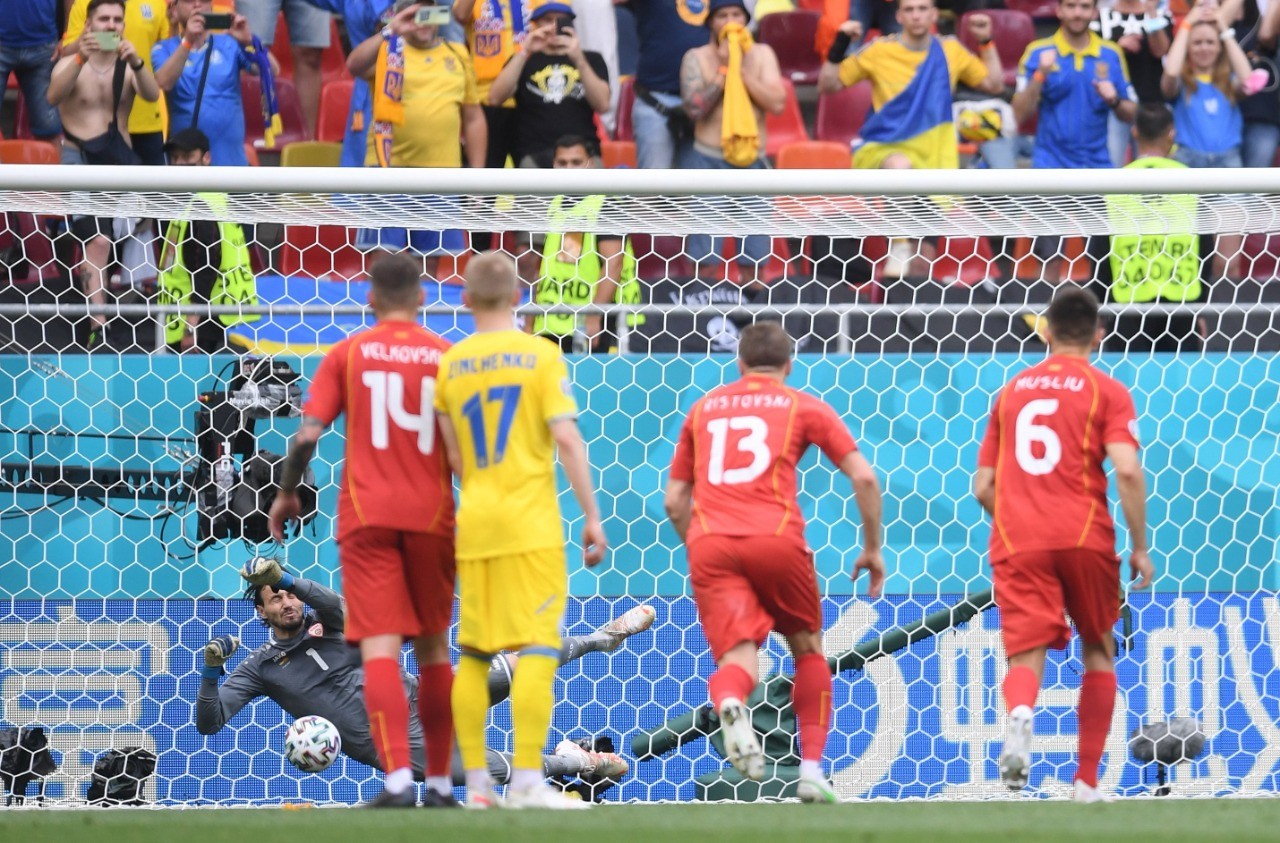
top-left (196, 557), bottom-right (654, 793)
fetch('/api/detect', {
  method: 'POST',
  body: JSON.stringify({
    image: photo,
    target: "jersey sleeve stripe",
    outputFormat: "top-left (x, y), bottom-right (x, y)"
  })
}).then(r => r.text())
top-left (344, 338), bottom-right (369, 528)
top-left (689, 401), bottom-right (712, 537)
top-left (1074, 366), bottom-right (1103, 547)
top-left (992, 385), bottom-right (1017, 555)
top-left (771, 393), bottom-right (802, 537)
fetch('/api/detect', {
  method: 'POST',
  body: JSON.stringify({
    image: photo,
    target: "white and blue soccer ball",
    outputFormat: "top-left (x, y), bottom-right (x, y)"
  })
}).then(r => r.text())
top-left (284, 715), bottom-right (341, 773)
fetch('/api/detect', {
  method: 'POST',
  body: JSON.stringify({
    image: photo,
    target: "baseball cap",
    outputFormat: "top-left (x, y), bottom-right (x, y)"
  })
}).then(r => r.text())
top-left (530, 2), bottom-right (575, 21)
top-left (164, 128), bottom-right (210, 156)
top-left (707, 0), bottom-right (750, 24)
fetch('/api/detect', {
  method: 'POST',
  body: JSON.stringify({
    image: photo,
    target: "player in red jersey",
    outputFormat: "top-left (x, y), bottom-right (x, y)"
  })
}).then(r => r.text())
top-left (974, 287), bottom-right (1154, 803)
top-left (664, 322), bottom-right (885, 804)
top-left (268, 253), bottom-right (457, 809)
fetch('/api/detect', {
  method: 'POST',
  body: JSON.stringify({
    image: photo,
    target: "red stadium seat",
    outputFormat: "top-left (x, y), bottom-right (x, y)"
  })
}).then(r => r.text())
top-left (242, 76), bottom-right (312, 150)
top-left (775, 140), bottom-right (851, 169)
top-left (615, 77), bottom-right (635, 142)
top-left (958, 9), bottom-right (1035, 88)
top-left (317, 78), bottom-right (354, 143)
top-left (12, 92), bottom-right (34, 139)
top-left (765, 79), bottom-right (810, 159)
top-left (931, 236), bottom-right (998, 285)
top-left (600, 139), bottom-right (637, 169)
top-left (815, 81), bottom-right (872, 148)
top-left (279, 225), bottom-right (367, 281)
top-left (0, 139), bottom-right (59, 165)
top-left (759, 11), bottom-right (823, 86)
top-left (270, 14), bottom-right (351, 86)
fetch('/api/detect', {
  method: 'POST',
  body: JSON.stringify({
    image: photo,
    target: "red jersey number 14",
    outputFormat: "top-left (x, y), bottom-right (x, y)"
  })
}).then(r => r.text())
top-left (362, 371), bottom-right (436, 455)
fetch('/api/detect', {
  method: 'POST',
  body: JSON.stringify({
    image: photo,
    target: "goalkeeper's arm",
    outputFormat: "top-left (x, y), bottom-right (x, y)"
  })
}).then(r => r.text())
top-left (195, 640), bottom-right (265, 735)
top-left (290, 578), bottom-right (346, 632)
top-left (242, 557), bottom-right (346, 632)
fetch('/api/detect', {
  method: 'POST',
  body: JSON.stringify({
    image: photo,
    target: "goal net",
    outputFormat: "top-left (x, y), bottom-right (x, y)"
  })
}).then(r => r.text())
top-left (1, 166), bottom-right (1278, 805)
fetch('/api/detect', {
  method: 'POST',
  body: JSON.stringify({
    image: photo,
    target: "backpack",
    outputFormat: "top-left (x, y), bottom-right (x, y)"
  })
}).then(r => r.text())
top-left (86, 747), bottom-right (158, 806)
top-left (0, 726), bottom-right (59, 805)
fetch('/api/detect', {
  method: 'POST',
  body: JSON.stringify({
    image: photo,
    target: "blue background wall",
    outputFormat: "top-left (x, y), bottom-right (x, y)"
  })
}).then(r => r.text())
top-left (2, 352), bottom-right (1280, 801)
top-left (3, 353), bottom-right (1278, 599)
top-left (1, 594), bottom-right (1277, 803)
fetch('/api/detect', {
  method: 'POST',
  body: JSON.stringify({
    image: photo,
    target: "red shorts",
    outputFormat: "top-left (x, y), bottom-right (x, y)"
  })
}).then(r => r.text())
top-left (688, 534), bottom-right (821, 662)
top-left (992, 548), bottom-right (1120, 657)
top-left (339, 527), bottom-right (456, 642)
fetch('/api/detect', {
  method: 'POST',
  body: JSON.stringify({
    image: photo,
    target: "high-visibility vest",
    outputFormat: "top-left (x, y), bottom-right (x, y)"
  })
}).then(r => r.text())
top-left (158, 193), bottom-right (259, 345)
top-left (1106, 156), bottom-right (1202, 304)
top-left (534, 194), bottom-right (643, 339)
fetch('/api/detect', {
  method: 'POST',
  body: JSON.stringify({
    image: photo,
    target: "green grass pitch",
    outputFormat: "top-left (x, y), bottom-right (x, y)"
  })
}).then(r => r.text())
top-left (5, 800), bottom-right (1280, 843)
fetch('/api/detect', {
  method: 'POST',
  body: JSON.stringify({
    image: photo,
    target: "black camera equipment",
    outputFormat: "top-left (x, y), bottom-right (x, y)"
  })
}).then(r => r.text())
top-left (195, 356), bottom-right (316, 548)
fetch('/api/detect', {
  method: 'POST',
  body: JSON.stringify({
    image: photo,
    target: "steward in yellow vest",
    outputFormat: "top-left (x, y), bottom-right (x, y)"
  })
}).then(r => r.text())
top-left (156, 140), bottom-right (260, 352)
top-left (1103, 104), bottom-right (1203, 352)
top-left (533, 193), bottom-right (643, 353)
top-left (1106, 155), bottom-right (1201, 305)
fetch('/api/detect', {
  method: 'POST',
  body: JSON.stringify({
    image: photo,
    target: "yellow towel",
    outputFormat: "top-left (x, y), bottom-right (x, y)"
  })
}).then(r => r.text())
top-left (720, 23), bottom-right (759, 168)
top-left (371, 37), bottom-right (406, 167)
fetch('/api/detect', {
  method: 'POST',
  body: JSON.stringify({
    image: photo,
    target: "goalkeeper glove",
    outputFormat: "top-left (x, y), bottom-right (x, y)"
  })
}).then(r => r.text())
top-left (203, 635), bottom-right (240, 680)
top-left (240, 556), bottom-right (294, 590)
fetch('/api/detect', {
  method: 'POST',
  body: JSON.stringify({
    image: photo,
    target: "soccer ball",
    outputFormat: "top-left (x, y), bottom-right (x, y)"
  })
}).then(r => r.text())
top-left (956, 107), bottom-right (1003, 143)
top-left (284, 715), bottom-right (341, 773)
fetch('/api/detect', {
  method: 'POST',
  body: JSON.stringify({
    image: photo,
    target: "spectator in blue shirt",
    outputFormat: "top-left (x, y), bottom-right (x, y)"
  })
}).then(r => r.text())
top-left (0, 0), bottom-right (64, 139)
top-left (1162, 5), bottom-right (1252, 168)
top-left (1014, 0), bottom-right (1137, 168)
top-left (623, 0), bottom-right (711, 169)
top-left (1013, 0), bottom-right (1136, 283)
top-left (1162, 3), bottom-right (1254, 281)
top-left (153, 0), bottom-right (265, 166)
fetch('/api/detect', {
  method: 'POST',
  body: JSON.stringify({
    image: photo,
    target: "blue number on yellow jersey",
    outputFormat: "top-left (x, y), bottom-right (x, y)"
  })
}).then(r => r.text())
top-left (435, 330), bottom-right (578, 560)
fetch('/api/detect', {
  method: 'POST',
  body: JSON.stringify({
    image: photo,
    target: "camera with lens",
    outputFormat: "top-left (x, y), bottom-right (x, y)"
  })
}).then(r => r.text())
top-left (194, 357), bottom-right (316, 548)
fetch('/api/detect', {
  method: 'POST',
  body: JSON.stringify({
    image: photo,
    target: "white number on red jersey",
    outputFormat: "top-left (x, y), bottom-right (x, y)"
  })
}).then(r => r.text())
top-left (362, 371), bottom-right (436, 454)
top-left (706, 415), bottom-right (771, 485)
top-left (1014, 398), bottom-right (1061, 476)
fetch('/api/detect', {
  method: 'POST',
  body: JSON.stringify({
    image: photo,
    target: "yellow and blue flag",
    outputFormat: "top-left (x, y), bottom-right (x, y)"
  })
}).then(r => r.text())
top-left (854, 37), bottom-right (958, 170)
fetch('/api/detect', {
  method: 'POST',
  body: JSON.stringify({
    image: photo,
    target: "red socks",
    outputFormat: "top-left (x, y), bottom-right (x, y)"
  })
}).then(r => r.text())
top-left (1075, 670), bottom-right (1117, 788)
top-left (792, 654), bottom-right (832, 764)
top-left (707, 663), bottom-right (755, 711)
top-left (363, 656), bottom-right (410, 774)
top-left (417, 662), bottom-right (454, 779)
top-left (1002, 664), bottom-right (1040, 714)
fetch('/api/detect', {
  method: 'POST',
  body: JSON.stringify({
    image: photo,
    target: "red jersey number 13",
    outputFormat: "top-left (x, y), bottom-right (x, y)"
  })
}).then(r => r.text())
top-left (706, 415), bottom-right (772, 486)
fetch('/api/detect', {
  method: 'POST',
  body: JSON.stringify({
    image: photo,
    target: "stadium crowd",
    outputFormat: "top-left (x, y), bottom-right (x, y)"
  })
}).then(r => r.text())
top-left (0, 0), bottom-right (1276, 353)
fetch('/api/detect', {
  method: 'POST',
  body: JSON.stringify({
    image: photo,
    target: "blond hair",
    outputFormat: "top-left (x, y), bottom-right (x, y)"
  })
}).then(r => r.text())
top-left (464, 250), bottom-right (519, 311)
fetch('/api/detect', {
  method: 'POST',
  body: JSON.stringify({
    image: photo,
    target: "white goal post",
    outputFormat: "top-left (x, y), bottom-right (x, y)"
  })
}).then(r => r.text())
top-left (0, 166), bottom-right (1279, 806)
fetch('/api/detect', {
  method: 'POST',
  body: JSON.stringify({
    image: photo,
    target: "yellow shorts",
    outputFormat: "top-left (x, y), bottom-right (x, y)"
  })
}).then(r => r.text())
top-left (852, 135), bottom-right (958, 171)
top-left (456, 548), bottom-right (567, 654)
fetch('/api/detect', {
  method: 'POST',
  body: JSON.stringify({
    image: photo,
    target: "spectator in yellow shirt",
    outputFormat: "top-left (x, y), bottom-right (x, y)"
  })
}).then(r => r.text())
top-left (63, 0), bottom-right (170, 164)
top-left (348, 0), bottom-right (488, 279)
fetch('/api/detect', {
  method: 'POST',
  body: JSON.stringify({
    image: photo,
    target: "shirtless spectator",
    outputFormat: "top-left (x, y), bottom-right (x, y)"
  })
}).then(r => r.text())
top-left (47, 0), bottom-right (160, 350)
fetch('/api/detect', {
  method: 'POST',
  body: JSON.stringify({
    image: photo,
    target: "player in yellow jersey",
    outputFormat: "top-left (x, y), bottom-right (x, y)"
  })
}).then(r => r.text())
top-left (434, 250), bottom-right (607, 810)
